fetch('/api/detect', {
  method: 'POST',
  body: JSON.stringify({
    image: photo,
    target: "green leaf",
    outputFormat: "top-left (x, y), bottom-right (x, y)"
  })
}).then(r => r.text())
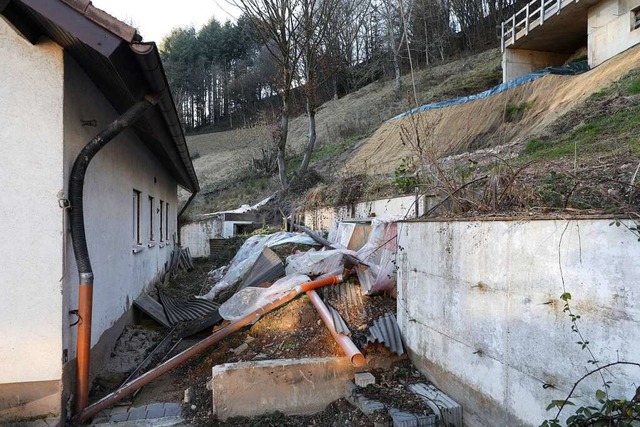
top-left (560, 292), bottom-right (572, 301)
top-left (596, 389), bottom-right (606, 401)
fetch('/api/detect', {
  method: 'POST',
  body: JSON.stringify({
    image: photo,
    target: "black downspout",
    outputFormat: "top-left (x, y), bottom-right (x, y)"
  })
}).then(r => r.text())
top-left (177, 191), bottom-right (197, 244)
top-left (69, 96), bottom-right (157, 414)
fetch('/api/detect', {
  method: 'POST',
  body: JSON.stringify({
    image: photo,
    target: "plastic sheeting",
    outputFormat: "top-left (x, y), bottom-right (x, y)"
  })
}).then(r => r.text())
top-left (285, 248), bottom-right (359, 277)
top-left (199, 232), bottom-right (318, 300)
top-left (219, 274), bottom-right (310, 321)
top-left (390, 61), bottom-right (589, 121)
top-left (355, 219), bottom-right (397, 294)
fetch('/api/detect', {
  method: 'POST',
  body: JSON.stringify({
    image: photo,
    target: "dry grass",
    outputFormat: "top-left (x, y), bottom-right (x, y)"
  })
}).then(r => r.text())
top-left (184, 49), bottom-right (503, 209)
top-left (347, 44), bottom-right (640, 175)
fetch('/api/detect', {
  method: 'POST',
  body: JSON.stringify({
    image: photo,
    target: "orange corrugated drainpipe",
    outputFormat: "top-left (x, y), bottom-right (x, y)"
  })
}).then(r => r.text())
top-left (75, 274), bottom-right (344, 423)
top-left (306, 290), bottom-right (366, 367)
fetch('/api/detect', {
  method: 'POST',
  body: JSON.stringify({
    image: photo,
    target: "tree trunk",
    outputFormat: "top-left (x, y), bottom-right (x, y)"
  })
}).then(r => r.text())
top-left (277, 96), bottom-right (290, 190)
top-left (393, 52), bottom-right (402, 98)
top-left (298, 97), bottom-right (317, 176)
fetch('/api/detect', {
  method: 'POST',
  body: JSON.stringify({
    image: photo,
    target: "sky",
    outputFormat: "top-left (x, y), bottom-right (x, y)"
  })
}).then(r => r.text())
top-left (91, 0), bottom-right (241, 43)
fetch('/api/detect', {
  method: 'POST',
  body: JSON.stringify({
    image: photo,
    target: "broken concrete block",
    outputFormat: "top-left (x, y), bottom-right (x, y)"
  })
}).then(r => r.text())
top-left (212, 357), bottom-right (358, 420)
top-left (355, 372), bottom-right (376, 387)
top-left (184, 387), bottom-right (193, 404)
top-left (345, 381), bottom-right (385, 415)
top-left (408, 383), bottom-right (462, 427)
top-left (231, 343), bottom-right (249, 354)
top-left (388, 408), bottom-right (438, 427)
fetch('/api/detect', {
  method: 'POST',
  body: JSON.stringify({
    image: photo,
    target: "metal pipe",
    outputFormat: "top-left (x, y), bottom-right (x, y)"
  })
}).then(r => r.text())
top-left (177, 191), bottom-right (197, 244)
top-left (69, 97), bottom-right (158, 414)
top-left (306, 290), bottom-right (366, 367)
top-left (75, 274), bottom-right (344, 423)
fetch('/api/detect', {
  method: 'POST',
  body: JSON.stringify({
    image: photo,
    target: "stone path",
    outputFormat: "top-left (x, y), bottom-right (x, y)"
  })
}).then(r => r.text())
top-left (92, 402), bottom-right (183, 425)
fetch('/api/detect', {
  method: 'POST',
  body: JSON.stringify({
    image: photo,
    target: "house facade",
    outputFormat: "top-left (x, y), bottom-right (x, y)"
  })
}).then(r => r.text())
top-left (0, 0), bottom-right (198, 422)
top-left (501, 0), bottom-right (640, 81)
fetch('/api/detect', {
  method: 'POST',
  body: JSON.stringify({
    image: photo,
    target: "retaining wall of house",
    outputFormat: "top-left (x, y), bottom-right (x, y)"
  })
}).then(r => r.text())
top-left (396, 218), bottom-right (640, 426)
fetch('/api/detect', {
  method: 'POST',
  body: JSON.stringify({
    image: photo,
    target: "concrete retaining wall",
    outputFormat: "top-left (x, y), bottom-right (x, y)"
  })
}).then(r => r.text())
top-left (304, 194), bottom-right (430, 232)
top-left (211, 358), bottom-right (360, 420)
top-left (397, 219), bottom-right (640, 426)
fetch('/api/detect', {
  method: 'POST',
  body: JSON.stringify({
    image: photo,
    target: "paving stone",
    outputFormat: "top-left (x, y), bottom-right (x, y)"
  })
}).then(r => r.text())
top-left (92, 416), bottom-right (109, 424)
top-left (357, 396), bottom-right (386, 415)
top-left (110, 406), bottom-right (130, 415)
top-left (388, 408), bottom-right (438, 427)
top-left (163, 403), bottom-right (181, 417)
top-left (108, 412), bottom-right (129, 423)
top-left (125, 406), bottom-right (147, 421)
top-left (145, 402), bottom-right (166, 419)
top-left (355, 372), bottom-right (376, 387)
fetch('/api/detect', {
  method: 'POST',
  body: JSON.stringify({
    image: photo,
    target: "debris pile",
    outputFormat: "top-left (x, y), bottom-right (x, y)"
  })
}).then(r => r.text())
top-left (88, 218), bottom-right (418, 424)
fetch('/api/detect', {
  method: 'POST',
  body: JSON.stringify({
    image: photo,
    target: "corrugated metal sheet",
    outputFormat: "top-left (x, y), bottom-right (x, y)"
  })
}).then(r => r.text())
top-left (158, 291), bottom-right (220, 325)
top-left (240, 247), bottom-right (284, 289)
top-left (408, 383), bottom-right (463, 427)
top-left (366, 313), bottom-right (404, 355)
top-left (327, 304), bottom-right (351, 336)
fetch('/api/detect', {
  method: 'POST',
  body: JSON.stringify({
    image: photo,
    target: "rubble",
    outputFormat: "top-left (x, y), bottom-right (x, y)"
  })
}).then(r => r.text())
top-left (89, 220), bottom-right (415, 425)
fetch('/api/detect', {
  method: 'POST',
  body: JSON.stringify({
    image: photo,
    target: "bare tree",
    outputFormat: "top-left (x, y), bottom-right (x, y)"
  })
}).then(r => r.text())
top-left (380, 0), bottom-right (414, 98)
top-left (297, 0), bottom-right (369, 175)
top-left (231, 0), bottom-right (302, 189)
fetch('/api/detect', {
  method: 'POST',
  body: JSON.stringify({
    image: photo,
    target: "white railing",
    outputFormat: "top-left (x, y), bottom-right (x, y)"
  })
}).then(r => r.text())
top-left (501, 0), bottom-right (570, 51)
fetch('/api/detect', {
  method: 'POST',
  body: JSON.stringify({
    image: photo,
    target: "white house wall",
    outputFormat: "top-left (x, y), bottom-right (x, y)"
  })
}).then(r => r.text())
top-left (0, 19), bottom-right (64, 389)
top-left (61, 54), bottom-right (178, 367)
top-left (397, 219), bottom-right (640, 426)
top-left (181, 215), bottom-right (224, 258)
top-left (589, 0), bottom-right (640, 67)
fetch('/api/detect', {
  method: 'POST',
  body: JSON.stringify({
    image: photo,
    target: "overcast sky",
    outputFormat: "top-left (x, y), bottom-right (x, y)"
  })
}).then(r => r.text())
top-left (91, 0), bottom-right (241, 43)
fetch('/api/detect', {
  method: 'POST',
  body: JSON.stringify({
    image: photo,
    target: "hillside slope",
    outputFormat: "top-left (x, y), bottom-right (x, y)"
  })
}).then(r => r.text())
top-left (186, 49), bottom-right (502, 193)
top-left (346, 44), bottom-right (640, 175)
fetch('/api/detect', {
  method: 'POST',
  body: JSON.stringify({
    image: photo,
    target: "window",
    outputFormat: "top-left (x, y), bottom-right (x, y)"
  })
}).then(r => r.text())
top-left (159, 200), bottom-right (164, 242)
top-left (148, 196), bottom-right (155, 241)
top-left (633, 6), bottom-right (640, 31)
top-left (133, 190), bottom-right (141, 245)
top-left (165, 203), bottom-right (170, 241)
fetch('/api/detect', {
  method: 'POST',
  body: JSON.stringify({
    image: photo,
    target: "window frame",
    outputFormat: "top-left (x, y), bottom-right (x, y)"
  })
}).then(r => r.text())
top-left (159, 200), bottom-right (165, 242)
top-left (133, 189), bottom-right (142, 245)
top-left (165, 202), bottom-right (169, 242)
top-left (632, 6), bottom-right (640, 31)
top-left (148, 195), bottom-right (155, 242)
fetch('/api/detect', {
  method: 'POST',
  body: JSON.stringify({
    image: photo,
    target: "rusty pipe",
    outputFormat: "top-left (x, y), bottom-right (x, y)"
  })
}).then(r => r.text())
top-left (306, 290), bottom-right (366, 367)
top-left (75, 274), bottom-right (344, 423)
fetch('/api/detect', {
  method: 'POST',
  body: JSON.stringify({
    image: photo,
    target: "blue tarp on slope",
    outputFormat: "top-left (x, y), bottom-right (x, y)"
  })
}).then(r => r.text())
top-left (390, 61), bottom-right (589, 121)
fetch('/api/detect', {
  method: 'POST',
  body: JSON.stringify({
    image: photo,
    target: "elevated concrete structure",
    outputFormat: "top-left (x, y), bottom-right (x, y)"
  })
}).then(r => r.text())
top-left (502, 0), bottom-right (640, 81)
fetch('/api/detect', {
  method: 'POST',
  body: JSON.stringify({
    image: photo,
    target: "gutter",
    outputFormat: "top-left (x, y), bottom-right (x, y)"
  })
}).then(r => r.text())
top-left (131, 42), bottom-right (200, 194)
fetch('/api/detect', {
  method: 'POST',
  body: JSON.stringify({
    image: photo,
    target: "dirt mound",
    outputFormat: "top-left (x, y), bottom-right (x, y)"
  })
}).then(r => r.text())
top-left (346, 44), bottom-right (640, 175)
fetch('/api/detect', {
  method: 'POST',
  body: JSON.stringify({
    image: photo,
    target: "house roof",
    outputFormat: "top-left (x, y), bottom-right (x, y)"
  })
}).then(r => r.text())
top-left (0, 0), bottom-right (200, 193)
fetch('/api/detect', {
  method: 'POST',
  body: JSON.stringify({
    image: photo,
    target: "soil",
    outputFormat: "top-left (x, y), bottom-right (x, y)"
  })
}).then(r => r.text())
top-left (359, 360), bottom-right (434, 416)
